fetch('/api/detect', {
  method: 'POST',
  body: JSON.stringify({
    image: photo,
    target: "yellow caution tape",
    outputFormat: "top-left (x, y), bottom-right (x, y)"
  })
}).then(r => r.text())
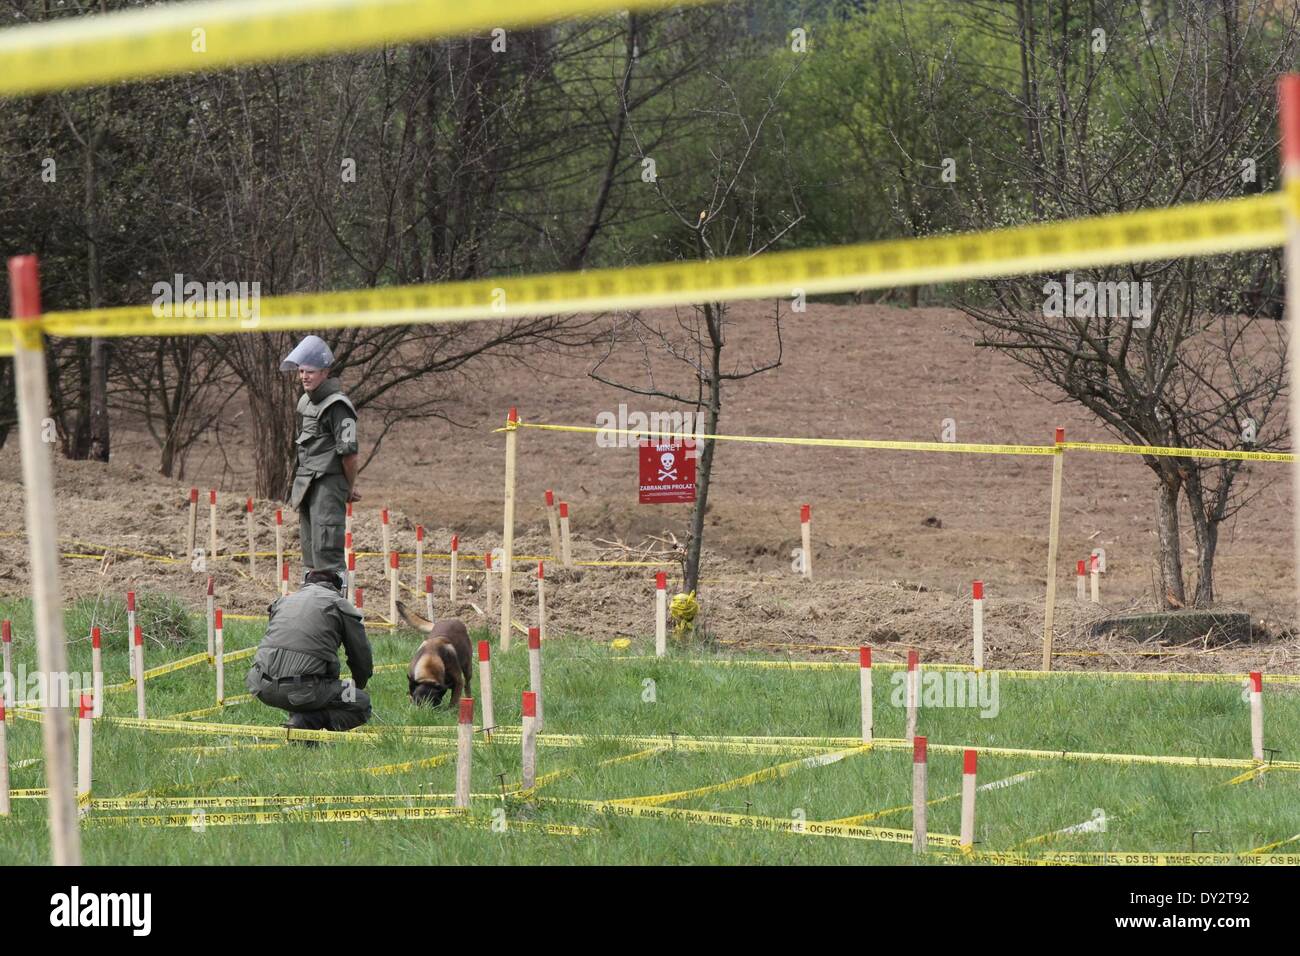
top-left (0, 0), bottom-right (705, 97)
top-left (1248, 832), bottom-right (1300, 854)
top-left (1062, 441), bottom-right (1294, 463)
top-left (84, 806), bottom-right (467, 828)
top-left (541, 796), bottom-right (965, 848)
top-left (87, 792), bottom-right (455, 811)
top-left (1032, 851), bottom-right (1300, 866)
top-left (165, 695), bottom-right (254, 721)
top-left (612, 746), bottom-right (867, 807)
top-left (142, 651), bottom-right (213, 680)
top-left (0, 192), bottom-right (1286, 356)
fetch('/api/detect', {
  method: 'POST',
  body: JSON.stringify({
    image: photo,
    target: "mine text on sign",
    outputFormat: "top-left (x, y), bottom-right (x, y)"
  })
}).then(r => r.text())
top-left (639, 440), bottom-right (696, 504)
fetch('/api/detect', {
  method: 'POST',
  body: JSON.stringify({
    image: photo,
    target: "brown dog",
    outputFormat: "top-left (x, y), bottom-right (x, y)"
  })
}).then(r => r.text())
top-left (396, 601), bottom-right (473, 708)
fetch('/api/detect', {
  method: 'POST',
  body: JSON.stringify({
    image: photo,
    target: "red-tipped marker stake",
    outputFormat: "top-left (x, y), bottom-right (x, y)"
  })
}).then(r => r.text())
top-left (537, 561), bottom-right (547, 643)
top-left (281, 559), bottom-right (291, 597)
top-left (859, 647), bottom-right (873, 743)
top-left (455, 696), bottom-right (474, 809)
top-left (478, 641), bottom-right (495, 735)
top-left (345, 499), bottom-right (353, 538)
top-left (1, 620), bottom-right (11, 713)
top-left (1076, 559), bottom-right (1086, 601)
top-left (521, 691), bottom-right (538, 790)
top-left (214, 608), bottom-right (225, 705)
top-left (501, 407), bottom-right (520, 656)
top-left (528, 626), bottom-right (544, 731)
top-left (133, 625), bottom-right (146, 719)
top-left (799, 504), bottom-right (813, 579)
top-left (245, 497), bottom-right (257, 579)
top-left (209, 489), bottom-right (218, 559)
top-left (0, 695), bottom-right (9, 815)
top-left (1090, 553), bottom-right (1100, 604)
top-left (912, 735), bottom-right (928, 854)
top-left (186, 487), bottom-right (199, 556)
top-left (655, 572), bottom-right (668, 657)
top-left (558, 502), bottom-right (573, 568)
top-left (972, 581), bottom-right (985, 670)
top-left (77, 694), bottom-right (94, 813)
top-left (380, 507), bottom-right (391, 567)
top-left (90, 626), bottom-right (103, 718)
top-left (449, 534), bottom-right (460, 605)
top-left (960, 749), bottom-right (978, 848)
top-left (424, 574), bottom-right (435, 620)
top-left (389, 550), bottom-right (400, 625)
top-left (275, 508), bottom-right (284, 593)
top-left (1249, 672), bottom-right (1264, 766)
top-left (415, 524), bottom-right (425, 596)
top-left (545, 489), bottom-right (561, 562)
top-left (905, 650), bottom-right (920, 742)
top-left (126, 591), bottom-right (138, 680)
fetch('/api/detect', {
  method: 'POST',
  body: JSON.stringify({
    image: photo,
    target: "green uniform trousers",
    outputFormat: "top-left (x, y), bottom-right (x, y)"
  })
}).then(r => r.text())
top-left (247, 669), bottom-right (372, 732)
top-left (298, 472), bottom-right (349, 573)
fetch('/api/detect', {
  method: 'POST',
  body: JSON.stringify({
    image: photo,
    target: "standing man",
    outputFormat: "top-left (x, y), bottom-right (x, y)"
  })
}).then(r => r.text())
top-left (245, 569), bottom-right (373, 732)
top-left (281, 335), bottom-right (359, 577)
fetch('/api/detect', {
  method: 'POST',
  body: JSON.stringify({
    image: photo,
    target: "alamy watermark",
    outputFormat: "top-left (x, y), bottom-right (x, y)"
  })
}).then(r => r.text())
top-left (1042, 273), bottom-right (1152, 328)
top-left (4, 665), bottom-right (98, 708)
top-left (890, 669), bottom-right (1000, 718)
top-left (152, 273), bottom-right (261, 328)
top-left (595, 403), bottom-right (706, 450)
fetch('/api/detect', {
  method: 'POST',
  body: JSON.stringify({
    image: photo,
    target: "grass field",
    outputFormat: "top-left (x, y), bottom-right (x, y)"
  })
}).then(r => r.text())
top-left (1, 593), bottom-right (1298, 865)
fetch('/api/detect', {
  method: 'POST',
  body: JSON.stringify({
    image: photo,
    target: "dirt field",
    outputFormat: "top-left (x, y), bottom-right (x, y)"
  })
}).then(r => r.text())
top-left (1, 302), bottom-right (1295, 673)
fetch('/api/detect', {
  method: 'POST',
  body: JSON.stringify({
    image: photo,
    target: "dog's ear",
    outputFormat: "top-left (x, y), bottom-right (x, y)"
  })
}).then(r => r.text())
top-left (396, 601), bottom-right (435, 634)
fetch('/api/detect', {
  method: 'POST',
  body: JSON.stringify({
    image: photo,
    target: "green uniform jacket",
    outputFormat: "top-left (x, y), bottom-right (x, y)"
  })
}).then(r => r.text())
top-left (289, 378), bottom-right (358, 509)
top-left (254, 583), bottom-right (373, 688)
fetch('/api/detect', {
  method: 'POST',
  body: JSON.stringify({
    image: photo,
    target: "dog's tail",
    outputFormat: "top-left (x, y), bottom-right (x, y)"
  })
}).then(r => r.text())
top-left (395, 600), bottom-right (435, 634)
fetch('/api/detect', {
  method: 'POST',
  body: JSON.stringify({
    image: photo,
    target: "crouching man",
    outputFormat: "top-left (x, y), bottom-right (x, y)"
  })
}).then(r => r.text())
top-left (246, 569), bottom-right (373, 733)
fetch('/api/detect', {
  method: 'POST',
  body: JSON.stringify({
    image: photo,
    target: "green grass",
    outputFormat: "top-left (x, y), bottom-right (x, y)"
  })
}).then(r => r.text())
top-left (1, 594), bottom-right (1297, 864)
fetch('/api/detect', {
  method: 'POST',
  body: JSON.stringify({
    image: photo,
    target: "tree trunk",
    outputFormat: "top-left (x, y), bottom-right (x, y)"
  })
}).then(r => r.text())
top-left (684, 348), bottom-right (723, 595)
top-left (1155, 467), bottom-right (1186, 608)
top-left (251, 377), bottom-right (298, 501)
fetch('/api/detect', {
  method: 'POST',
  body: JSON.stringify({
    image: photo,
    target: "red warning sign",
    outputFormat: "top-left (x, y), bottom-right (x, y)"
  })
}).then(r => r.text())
top-left (639, 440), bottom-right (696, 504)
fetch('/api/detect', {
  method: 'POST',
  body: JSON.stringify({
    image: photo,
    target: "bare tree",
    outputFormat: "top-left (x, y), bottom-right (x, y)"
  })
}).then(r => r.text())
top-left (591, 63), bottom-right (803, 593)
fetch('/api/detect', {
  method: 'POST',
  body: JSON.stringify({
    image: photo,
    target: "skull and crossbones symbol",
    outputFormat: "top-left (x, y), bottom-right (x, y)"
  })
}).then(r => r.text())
top-left (657, 451), bottom-right (678, 481)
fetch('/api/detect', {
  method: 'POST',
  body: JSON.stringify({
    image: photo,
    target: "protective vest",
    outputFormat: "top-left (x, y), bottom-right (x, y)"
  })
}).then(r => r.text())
top-left (295, 379), bottom-right (356, 477)
top-left (260, 584), bottom-right (365, 667)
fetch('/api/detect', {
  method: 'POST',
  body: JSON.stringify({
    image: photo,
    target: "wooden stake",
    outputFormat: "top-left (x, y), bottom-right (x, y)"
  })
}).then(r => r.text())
top-left (245, 497), bottom-right (256, 579)
top-left (208, 489), bottom-right (218, 560)
top-left (1, 620), bottom-right (11, 714)
top-left (133, 625), bottom-right (146, 719)
top-left (126, 590), bottom-right (137, 680)
top-left (912, 735), bottom-right (928, 854)
top-left (389, 551), bottom-right (399, 625)
top-left (501, 407), bottom-right (519, 653)
top-left (215, 608), bottom-right (225, 705)
top-left (91, 627), bottom-right (103, 719)
top-left (425, 575), bottom-right (435, 620)
top-left (559, 502), bottom-right (572, 568)
top-left (800, 504), bottom-right (813, 579)
top-left (1249, 671), bottom-right (1264, 763)
top-left (1076, 559), bottom-right (1086, 601)
top-left (415, 525), bottom-right (425, 596)
top-left (281, 560), bottom-right (290, 597)
top-left (528, 626), bottom-right (544, 731)
top-left (905, 649), bottom-right (919, 742)
top-left (13, 253), bottom-right (85, 863)
top-left (206, 576), bottom-right (215, 658)
top-left (186, 487), bottom-right (198, 558)
top-left (478, 641), bottom-right (495, 735)
top-left (449, 535), bottom-right (459, 604)
top-left (1280, 75), bottom-right (1300, 618)
top-left (346, 552), bottom-right (355, 603)
top-left (521, 691), bottom-right (537, 790)
top-left (859, 646), bottom-right (873, 744)
top-left (1090, 553), bottom-right (1100, 604)
top-left (655, 572), bottom-right (667, 657)
top-left (345, 531), bottom-right (353, 577)
top-left (537, 562), bottom-right (547, 643)
top-left (545, 489), bottom-right (561, 562)
top-left (345, 500), bottom-right (353, 539)
top-left (484, 551), bottom-right (495, 619)
top-left (972, 581), bottom-right (985, 670)
top-left (455, 696), bottom-right (473, 809)
top-left (1041, 427), bottom-right (1065, 672)
top-left (380, 507), bottom-right (390, 566)
top-left (77, 695), bottom-right (92, 815)
top-left (0, 701), bottom-right (8, 816)
top-left (960, 749), bottom-right (977, 848)
top-left (275, 508), bottom-right (284, 588)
